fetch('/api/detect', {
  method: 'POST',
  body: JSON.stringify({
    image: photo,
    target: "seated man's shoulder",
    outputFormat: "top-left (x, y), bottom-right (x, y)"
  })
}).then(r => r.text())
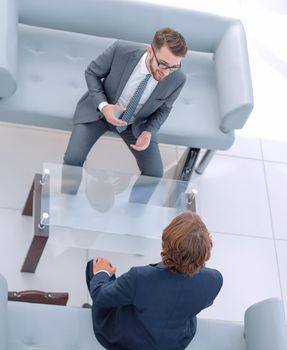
top-left (199, 267), bottom-right (223, 287)
top-left (130, 263), bottom-right (162, 276)
top-left (115, 39), bottom-right (147, 53)
top-left (178, 69), bottom-right (187, 82)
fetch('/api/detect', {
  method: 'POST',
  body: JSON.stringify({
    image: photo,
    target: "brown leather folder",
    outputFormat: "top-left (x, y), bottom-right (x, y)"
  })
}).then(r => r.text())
top-left (8, 290), bottom-right (69, 305)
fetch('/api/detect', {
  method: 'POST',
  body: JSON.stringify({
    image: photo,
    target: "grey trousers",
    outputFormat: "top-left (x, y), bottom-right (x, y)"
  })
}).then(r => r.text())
top-left (64, 119), bottom-right (163, 177)
top-left (63, 118), bottom-right (163, 177)
top-left (62, 119), bottom-right (163, 197)
top-left (62, 119), bottom-right (164, 194)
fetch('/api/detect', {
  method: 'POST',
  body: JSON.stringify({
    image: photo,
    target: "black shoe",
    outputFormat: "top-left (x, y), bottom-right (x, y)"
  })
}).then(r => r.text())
top-left (82, 303), bottom-right (92, 309)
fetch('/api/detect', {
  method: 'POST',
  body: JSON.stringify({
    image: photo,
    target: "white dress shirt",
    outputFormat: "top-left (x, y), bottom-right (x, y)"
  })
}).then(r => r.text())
top-left (94, 269), bottom-right (110, 277)
top-left (99, 52), bottom-right (158, 124)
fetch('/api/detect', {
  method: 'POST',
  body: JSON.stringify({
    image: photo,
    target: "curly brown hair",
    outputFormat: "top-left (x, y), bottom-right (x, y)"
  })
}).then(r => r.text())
top-left (161, 211), bottom-right (212, 275)
top-left (152, 27), bottom-right (188, 57)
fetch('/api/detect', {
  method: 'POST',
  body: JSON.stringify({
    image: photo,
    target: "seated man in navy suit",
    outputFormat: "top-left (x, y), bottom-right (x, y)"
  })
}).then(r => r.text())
top-left (86, 211), bottom-right (223, 350)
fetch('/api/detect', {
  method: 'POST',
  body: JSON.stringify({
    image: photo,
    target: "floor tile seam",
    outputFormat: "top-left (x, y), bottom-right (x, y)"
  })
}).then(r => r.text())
top-left (209, 230), bottom-right (275, 241)
top-left (259, 138), bottom-right (277, 240)
top-left (259, 138), bottom-right (286, 310)
top-left (259, 135), bottom-right (287, 166)
top-left (262, 158), bottom-right (287, 166)
top-left (214, 153), bottom-right (263, 162)
top-left (274, 237), bottom-right (287, 243)
top-left (0, 121), bottom-right (71, 136)
top-left (0, 206), bottom-right (23, 212)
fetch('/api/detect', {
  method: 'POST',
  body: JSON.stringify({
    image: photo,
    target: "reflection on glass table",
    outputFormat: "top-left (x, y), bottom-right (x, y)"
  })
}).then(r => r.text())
top-left (21, 163), bottom-right (198, 273)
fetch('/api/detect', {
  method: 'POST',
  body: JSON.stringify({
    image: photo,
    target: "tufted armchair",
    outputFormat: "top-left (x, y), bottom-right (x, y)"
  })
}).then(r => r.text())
top-left (0, 0), bottom-right (253, 175)
top-left (1, 274), bottom-right (287, 350)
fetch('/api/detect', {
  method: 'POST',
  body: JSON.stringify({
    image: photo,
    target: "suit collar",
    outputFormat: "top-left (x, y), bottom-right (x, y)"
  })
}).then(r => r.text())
top-left (115, 49), bottom-right (146, 102)
top-left (157, 262), bottom-right (166, 269)
top-left (115, 47), bottom-right (178, 116)
top-left (135, 77), bottom-right (170, 118)
top-left (150, 262), bottom-right (167, 270)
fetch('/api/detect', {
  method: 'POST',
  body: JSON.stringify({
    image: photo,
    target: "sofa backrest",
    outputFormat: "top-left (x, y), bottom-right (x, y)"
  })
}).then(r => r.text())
top-left (0, 0), bottom-right (252, 146)
top-left (17, 0), bottom-right (238, 53)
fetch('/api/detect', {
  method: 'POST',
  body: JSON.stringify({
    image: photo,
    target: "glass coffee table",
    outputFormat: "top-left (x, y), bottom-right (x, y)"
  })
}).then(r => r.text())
top-left (21, 163), bottom-right (198, 273)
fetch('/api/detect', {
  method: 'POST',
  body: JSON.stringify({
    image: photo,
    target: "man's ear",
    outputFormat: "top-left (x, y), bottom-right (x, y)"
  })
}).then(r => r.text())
top-left (147, 46), bottom-right (153, 56)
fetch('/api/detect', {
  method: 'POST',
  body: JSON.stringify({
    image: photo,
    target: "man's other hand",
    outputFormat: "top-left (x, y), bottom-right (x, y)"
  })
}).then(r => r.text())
top-left (93, 257), bottom-right (117, 277)
top-left (130, 131), bottom-right (151, 151)
top-left (102, 104), bottom-right (127, 126)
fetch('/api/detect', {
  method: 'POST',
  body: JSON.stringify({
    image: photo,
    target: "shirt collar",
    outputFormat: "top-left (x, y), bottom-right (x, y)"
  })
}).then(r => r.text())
top-left (140, 52), bottom-right (150, 75)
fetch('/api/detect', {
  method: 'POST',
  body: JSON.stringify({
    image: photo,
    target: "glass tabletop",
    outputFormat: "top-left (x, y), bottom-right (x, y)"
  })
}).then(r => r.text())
top-left (40, 163), bottom-right (198, 256)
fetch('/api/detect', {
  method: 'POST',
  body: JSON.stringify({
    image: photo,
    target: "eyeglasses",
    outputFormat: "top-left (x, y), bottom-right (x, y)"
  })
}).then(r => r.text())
top-left (151, 46), bottom-right (181, 72)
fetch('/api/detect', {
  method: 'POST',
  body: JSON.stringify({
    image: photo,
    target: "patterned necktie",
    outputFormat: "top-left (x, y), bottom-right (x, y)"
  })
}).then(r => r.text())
top-left (116, 73), bottom-right (151, 133)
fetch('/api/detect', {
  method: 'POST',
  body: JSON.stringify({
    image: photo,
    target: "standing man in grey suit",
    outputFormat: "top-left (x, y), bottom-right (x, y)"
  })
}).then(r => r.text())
top-left (63, 28), bottom-right (187, 179)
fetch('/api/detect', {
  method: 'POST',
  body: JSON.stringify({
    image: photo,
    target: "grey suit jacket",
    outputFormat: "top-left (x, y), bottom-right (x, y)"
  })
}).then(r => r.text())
top-left (74, 40), bottom-right (186, 139)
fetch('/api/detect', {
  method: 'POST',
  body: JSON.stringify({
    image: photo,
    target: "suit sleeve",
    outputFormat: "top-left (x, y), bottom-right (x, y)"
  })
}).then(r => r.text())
top-left (85, 40), bottom-right (118, 111)
top-left (144, 78), bottom-right (186, 136)
top-left (203, 269), bottom-right (223, 308)
top-left (90, 267), bottom-right (137, 308)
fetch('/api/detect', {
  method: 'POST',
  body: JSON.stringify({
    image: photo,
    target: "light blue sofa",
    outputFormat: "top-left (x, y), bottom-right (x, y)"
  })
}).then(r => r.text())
top-left (1, 274), bottom-right (287, 350)
top-left (0, 0), bottom-right (253, 174)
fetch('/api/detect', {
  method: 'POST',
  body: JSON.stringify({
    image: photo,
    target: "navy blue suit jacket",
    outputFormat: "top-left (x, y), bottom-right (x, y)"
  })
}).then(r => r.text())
top-left (89, 262), bottom-right (223, 350)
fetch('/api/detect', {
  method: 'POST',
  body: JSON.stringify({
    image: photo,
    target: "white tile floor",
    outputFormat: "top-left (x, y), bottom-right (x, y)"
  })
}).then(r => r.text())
top-left (1, 2), bottom-right (287, 325)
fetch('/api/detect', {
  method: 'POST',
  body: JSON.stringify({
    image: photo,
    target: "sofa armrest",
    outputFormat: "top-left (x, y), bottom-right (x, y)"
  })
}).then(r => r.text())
top-left (214, 21), bottom-right (254, 133)
top-left (0, 274), bottom-right (8, 350)
top-left (244, 298), bottom-right (287, 350)
top-left (0, 0), bottom-right (18, 97)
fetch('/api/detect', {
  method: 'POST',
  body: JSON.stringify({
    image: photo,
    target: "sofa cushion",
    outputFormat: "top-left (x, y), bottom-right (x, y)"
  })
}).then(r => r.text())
top-left (0, 24), bottom-right (234, 150)
top-left (7, 300), bottom-right (245, 350)
top-left (159, 49), bottom-right (234, 149)
top-left (0, 24), bottom-right (114, 131)
top-left (189, 318), bottom-right (245, 350)
top-left (8, 301), bottom-right (104, 350)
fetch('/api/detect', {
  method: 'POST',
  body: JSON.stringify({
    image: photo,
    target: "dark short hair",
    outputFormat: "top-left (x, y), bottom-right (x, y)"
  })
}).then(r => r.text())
top-left (152, 27), bottom-right (188, 57)
top-left (161, 211), bottom-right (212, 275)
